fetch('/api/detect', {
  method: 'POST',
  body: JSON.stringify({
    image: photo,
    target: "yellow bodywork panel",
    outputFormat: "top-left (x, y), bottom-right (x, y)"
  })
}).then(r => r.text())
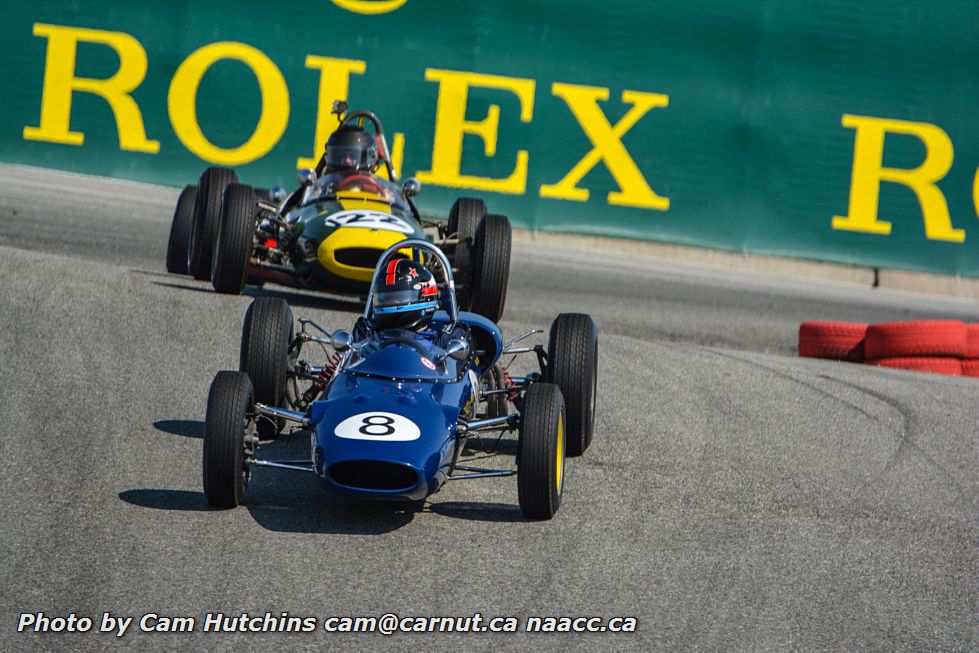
top-left (317, 228), bottom-right (406, 283)
top-left (336, 191), bottom-right (393, 213)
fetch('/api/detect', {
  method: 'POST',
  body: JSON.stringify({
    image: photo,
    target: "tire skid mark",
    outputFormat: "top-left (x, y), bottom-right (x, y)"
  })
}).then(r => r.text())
top-left (817, 376), bottom-right (972, 507)
top-left (700, 348), bottom-right (883, 424)
top-left (696, 347), bottom-right (969, 508)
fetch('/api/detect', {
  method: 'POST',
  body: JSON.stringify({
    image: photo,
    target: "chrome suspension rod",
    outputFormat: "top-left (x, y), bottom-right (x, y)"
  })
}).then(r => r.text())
top-left (502, 329), bottom-right (542, 349)
top-left (248, 458), bottom-right (315, 473)
top-left (457, 414), bottom-right (516, 434)
top-left (254, 403), bottom-right (308, 426)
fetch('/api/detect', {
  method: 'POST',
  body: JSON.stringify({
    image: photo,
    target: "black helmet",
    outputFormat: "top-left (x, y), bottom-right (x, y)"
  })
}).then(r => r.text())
top-left (325, 126), bottom-right (378, 171)
top-left (372, 259), bottom-right (439, 331)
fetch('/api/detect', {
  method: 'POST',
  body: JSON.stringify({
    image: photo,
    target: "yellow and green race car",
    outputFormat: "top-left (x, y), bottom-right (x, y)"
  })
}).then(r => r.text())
top-left (165, 109), bottom-right (512, 322)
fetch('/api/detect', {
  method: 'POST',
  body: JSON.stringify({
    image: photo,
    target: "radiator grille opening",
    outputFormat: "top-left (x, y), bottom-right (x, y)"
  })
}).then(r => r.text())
top-left (334, 248), bottom-right (383, 269)
top-left (328, 460), bottom-right (419, 491)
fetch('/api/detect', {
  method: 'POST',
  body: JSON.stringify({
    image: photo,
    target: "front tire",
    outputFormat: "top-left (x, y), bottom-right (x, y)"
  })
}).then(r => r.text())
top-left (470, 214), bottom-right (512, 322)
top-left (545, 313), bottom-right (598, 457)
top-left (240, 298), bottom-right (295, 439)
top-left (188, 166), bottom-right (238, 281)
top-left (203, 371), bottom-right (253, 508)
top-left (518, 383), bottom-right (566, 520)
top-left (212, 183), bottom-right (257, 294)
top-left (166, 185), bottom-right (197, 274)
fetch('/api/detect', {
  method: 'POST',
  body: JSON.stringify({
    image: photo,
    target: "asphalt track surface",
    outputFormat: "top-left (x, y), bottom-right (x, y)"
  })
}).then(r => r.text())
top-left (0, 165), bottom-right (976, 651)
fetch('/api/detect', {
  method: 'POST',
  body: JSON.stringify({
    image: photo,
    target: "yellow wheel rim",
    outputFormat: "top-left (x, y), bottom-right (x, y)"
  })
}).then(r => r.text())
top-left (555, 412), bottom-right (565, 494)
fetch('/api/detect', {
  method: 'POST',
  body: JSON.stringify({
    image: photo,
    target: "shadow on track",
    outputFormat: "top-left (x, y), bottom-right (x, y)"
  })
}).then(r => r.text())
top-left (120, 434), bottom-right (417, 534)
top-left (426, 501), bottom-right (524, 523)
top-left (153, 419), bottom-right (204, 438)
top-left (150, 280), bottom-right (213, 294)
top-left (241, 286), bottom-right (362, 313)
top-left (240, 436), bottom-right (421, 533)
top-left (122, 429), bottom-right (525, 530)
top-left (147, 274), bottom-right (363, 313)
top-left (118, 483), bottom-right (420, 534)
top-left (119, 489), bottom-right (211, 511)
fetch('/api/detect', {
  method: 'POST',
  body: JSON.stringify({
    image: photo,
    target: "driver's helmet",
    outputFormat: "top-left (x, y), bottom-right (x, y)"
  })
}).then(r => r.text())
top-left (372, 259), bottom-right (439, 331)
top-left (325, 125), bottom-right (378, 172)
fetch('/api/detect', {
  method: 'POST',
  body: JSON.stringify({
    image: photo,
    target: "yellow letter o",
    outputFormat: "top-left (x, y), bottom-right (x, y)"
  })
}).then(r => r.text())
top-left (974, 168), bottom-right (979, 219)
top-left (168, 42), bottom-right (289, 165)
top-left (331, 0), bottom-right (408, 15)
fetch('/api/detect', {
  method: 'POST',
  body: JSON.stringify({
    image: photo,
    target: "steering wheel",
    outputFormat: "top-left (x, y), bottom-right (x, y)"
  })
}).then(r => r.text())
top-left (378, 335), bottom-right (431, 356)
top-left (338, 174), bottom-right (383, 195)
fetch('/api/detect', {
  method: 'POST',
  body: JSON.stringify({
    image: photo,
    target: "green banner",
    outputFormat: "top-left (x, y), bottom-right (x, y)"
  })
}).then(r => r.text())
top-left (2, 1), bottom-right (977, 276)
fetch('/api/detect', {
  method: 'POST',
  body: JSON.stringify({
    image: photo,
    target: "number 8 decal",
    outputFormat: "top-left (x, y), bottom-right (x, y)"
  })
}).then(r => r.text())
top-left (359, 415), bottom-right (395, 436)
top-left (335, 412), bottom-right (421, 441)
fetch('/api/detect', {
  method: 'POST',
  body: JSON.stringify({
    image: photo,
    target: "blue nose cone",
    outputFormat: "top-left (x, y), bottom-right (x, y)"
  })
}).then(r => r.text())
top-left (309, 378), bottom-right (460, 501)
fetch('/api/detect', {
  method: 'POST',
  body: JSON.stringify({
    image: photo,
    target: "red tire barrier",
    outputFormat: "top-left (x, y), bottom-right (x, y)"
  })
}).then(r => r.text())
top-left (865, 357), bottom-right (963, 376)
top-left (966, 324), bottom-right (979, 359)
top-left (962, 360), bottom-right (979, 377)
top-left (798, 321), bottom-right (867, 361)
top-left (863, 320), bottom-right (967, 359)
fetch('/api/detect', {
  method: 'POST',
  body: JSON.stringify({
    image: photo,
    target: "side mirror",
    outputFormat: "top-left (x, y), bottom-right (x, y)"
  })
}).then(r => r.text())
top-left (402, 177), bottom-right (422, 198)
top-left (330, 329), bottom-right (352, 352)
top-left (445, 338), bottom-right (470, 362)
top-left (297, 168), bottom-right (317, 187)
top-left (269, 186), bottom-right (288, 202)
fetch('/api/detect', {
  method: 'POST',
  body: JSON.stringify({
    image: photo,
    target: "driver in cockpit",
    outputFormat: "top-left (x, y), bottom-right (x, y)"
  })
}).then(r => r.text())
top-left (313, 124), bottom-right (398, 202)
top-left (352, 259), bottom-right (466, 349)
top-left (321, 124), bottom-right (378, 174)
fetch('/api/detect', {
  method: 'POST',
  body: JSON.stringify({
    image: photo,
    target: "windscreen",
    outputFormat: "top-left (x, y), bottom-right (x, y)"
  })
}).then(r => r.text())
top-left (346, 331), bottom-right (461, 382)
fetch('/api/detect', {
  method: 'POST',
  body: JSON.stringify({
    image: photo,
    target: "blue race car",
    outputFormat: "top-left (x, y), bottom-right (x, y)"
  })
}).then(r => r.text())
top-left (202, 240), bottom-right (598, 519)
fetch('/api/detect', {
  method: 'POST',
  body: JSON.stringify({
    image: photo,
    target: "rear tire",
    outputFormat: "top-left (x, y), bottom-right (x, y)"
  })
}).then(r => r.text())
top-left (203, 371), bottom-right (253, 508)
top-left (212, 183), bottom-right (257, 294)
top-left (545, 313), bottom-right (598, 457)
top-left (166, 185), bottom-right (197, 274)
top-left (470, 214), bottom-right (511, 322)
top-left (447, 198), bottom-right (485, 310)
top-left (518, 383), bottom-right (566, 520)
top-left (482, 362), bottom-right (508, 418)
top-left (189, 166), bottom-right (238, 281)
top-left (240, 298), bottom-right (295, 439)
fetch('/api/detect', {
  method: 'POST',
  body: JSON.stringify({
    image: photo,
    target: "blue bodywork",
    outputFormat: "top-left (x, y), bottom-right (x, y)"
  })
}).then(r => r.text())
top-left (308, 311), bottom-right (502, 501)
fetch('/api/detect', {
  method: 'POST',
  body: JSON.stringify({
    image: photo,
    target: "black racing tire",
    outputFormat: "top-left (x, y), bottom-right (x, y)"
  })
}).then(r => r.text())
top-left (545, 313), bottom-right (598, 457)
top-left (188, 166), bottom-right (238, 281)
top-left (482, 362), bottom-right (508, 418)
top-left (470, 214), bottom-right (512, 322)
top-left (447, 198), bottom-right (485, 310)
top-left (203, 371), bottom-right (253, 508)
top-left (518, 383), bottom-right (566, 520)
top-left (240, 297), bottom-right (294, 439)
top-left (212, 183), bottom-right (257, 294)
top-left (166, 185), bottom-right (197, 274)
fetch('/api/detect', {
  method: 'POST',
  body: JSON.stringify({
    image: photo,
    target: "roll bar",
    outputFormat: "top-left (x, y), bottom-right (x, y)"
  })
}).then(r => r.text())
top-left (341, 110), bottom-right (398, 183)
top-left (363, 239), bottom-right (457, 325)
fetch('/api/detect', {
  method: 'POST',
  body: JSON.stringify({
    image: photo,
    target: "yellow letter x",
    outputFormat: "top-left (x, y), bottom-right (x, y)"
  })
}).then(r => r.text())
top-left (540, 83), bottom-right (669, 210)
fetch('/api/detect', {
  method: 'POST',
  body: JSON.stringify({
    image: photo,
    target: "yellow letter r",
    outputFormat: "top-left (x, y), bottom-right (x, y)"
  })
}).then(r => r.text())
top-left (832, 114), bottom-right (963, 242)
top-left (23, 23), bottom-right (159, 153)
